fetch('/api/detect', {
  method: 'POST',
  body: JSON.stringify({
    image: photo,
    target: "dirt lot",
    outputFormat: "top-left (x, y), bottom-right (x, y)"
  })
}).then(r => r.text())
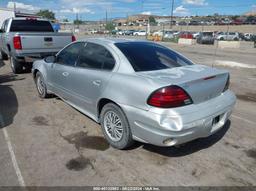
top-left (0, 39), bottom-right (256, 187)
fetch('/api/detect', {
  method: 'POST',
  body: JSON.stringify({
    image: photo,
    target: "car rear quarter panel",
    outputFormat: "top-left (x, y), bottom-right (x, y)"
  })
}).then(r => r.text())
top-left (100, 72), bottom-right (159, 111)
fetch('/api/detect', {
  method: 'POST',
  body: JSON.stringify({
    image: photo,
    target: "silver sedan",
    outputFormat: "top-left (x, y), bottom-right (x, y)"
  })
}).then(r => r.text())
top-left (32, 38), bottom-right (236, 149)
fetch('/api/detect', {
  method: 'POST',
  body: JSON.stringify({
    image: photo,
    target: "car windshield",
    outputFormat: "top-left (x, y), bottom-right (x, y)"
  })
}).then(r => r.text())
top-left (115, 42), bottom-right (193, 72)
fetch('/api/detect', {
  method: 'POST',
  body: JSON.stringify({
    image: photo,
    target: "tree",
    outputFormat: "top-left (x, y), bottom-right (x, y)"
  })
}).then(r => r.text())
top-left (74, 19), bottom-right (83, 25)
top-left (231, 15), bottom-right (239, 20)
top-left (105, 22), bottom-right (115, 31)
top-left (149, 16), bottom-right (156, 23)
top-left (36, 10), bottom-right (55, 20)
top-left (63, 18), bottom-right (69, 22)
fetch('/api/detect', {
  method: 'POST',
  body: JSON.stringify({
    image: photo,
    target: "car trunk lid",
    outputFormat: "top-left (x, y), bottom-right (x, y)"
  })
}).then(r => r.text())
top-left (137, 65), bottom-right (229, 104)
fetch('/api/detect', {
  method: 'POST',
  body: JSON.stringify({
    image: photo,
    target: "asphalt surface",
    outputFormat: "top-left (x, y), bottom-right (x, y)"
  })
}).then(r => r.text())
top-left (0, 40), bottom-right (256, 186)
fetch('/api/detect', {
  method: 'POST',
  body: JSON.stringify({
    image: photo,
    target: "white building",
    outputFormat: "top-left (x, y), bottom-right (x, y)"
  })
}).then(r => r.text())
top-left (0, 7), bottom-right (39, 27)
top-left (0, 8), bottom-right (15, 27)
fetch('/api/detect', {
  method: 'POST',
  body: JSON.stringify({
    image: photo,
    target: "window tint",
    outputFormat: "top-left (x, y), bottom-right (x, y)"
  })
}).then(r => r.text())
top-left (77, 43), bottom-right (115, 70)
top-left (10, 20), bottom-right (54, 32)
top-left (115, 42), bottom-right (193, 72)
top-left (57, 42), bottom-right (84, 66)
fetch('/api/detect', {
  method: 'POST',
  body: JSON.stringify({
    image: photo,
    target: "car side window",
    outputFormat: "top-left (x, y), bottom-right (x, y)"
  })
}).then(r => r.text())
top-left (76, 42), bottom-right (115, 71)
top-left (56, 42), bottom-right (84, 66)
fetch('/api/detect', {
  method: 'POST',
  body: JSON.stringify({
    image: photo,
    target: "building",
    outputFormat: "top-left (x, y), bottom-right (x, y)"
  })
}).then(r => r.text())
top-left (0, 7), bottom-right (39, 26)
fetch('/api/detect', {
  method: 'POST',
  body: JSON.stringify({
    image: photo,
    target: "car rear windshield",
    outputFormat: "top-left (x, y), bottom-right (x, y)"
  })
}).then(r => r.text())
top-left (10, 20), bottom-right (54, 32)
top-left (115, 42), bottom-right (193, 72)
top-left (203, 32), bottom-right (213, 36)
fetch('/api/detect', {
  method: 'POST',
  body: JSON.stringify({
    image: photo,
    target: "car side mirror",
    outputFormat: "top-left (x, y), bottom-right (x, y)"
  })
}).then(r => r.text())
top-left (44, 55), bottom-right (56, 63)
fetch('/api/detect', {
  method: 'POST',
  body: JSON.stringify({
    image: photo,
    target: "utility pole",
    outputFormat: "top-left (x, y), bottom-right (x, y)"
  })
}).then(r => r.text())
top-left (141, 0), bottom-right (144, 13)
top-left (13, 2), bottom-right (16, 13)
top-left (170, 0), bottom-right (174, 29)
top-left (106, 10), bottom-right (108, 26)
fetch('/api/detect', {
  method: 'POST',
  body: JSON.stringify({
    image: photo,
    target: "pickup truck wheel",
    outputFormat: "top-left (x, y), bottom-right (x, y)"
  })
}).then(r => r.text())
top-left (0, 51), bottom-right (8, 61)
top-left (35, 72), bottom-right (50, 98)
top-left (100, 103), bottom-right (134, 149)
top-left (10, 57), bottom-right (23, 74)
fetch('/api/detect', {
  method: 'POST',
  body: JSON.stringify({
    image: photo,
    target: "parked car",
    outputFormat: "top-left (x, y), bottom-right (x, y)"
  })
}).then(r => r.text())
top-left (124, 30), bottom-right (135, 36)
top-left (192, 32), bottom-right (200, 39)
top-left (0, 17), bottom-right (75, 74)
top-left (216, 32), bottom-right (240, 41)
top-left (163, 31), bottom-right (178, 39)
top-left (197, 32), bottom-right (215, 44)
top-left (117, 30), bottom-right (125, 35)
top-left (178, 21), bottom-right (187, 26)
top-left (244, 33), bottom-right (254, 41)
top-left (153, 30), bottom-right (172, 37)
top-left (133, 30), bottom-right (146, 36)
top-left (32, 39), bottom-right (236, 149)
top-left (179, 31), bottom-right (193, 39)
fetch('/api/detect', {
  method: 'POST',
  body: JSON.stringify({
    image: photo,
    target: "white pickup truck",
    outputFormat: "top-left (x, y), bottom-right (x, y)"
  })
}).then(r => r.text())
top-left (0, 17), bottom-right (75, 73)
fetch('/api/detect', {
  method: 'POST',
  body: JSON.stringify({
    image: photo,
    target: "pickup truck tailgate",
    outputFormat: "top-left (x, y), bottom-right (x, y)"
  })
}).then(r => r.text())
top-left (18, 32), bottom-right (73, 50)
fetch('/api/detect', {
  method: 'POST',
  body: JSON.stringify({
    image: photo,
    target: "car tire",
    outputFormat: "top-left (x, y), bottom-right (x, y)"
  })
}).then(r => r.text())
top-left (24, 62), bottom-right (33, 73)
top-left (10, 56), bottom-right (23, 74)
top-left (220, 37), bottom-right (224, 40)
top-left (35, 72), bottom-right (50, 98)
top-left (100, 103), bottom-right (134, 149)
top-left (0, 50), bottom-right (8, 61)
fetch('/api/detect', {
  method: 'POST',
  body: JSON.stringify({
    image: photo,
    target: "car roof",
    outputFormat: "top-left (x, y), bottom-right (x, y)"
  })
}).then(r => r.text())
top-left (11, 17), bottom-right (49, 22)
top-left (80, 38), bottom-right (149, 45)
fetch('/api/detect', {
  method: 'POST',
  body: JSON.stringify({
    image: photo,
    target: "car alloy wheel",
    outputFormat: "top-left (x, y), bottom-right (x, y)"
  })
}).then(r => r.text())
top-left (103, 111), bottom-right (123, 142)
top-left (36, 74), bottom-right (45, 96)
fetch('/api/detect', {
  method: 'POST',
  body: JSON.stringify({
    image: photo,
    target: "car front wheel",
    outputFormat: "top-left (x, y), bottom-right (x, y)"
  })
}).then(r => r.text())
top-left (100, 103), bottom-right (134, 149)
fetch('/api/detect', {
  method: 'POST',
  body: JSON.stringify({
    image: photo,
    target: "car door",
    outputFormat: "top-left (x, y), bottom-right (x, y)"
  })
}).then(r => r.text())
top-left (47, 42), bottom-right (85, 100)
top-left (69, 42), bottom-right (116, 116)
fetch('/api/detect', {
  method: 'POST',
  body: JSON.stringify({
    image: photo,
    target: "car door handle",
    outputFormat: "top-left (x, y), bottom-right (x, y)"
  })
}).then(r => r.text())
top-left (62, 72), bottom-right (69, 77)
top-left (92, 80), bottom-right (101, 86)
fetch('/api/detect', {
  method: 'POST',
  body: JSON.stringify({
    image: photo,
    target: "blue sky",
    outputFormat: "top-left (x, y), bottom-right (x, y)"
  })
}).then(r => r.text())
top-left (1, 0), bottom-right (256, 20)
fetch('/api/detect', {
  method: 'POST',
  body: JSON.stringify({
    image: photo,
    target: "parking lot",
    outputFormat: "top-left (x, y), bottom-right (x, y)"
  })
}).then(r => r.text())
top-left (0, 37), bottom-right (256, 186)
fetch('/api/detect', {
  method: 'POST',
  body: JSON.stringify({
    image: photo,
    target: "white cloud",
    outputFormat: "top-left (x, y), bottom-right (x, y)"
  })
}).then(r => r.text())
top-left (7, 1), bottom-right (39, 11)
top-left (123, 0), bottom-right (136, 2)
top-left (141, 11), bottom-right (151, 15)
top-left (182, 0), bottom-right (208, 6)
top-left (174, 5), bottom-right (189, 15)
top-left (59, 7), bottom-right (94, 14)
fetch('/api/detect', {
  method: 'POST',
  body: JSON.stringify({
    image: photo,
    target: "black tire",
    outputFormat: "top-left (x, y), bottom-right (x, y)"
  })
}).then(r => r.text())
top-left (100, 103), bottom-right (134, 149)
top-left (24, 62), bottom-right (33, 73)
top-left (0, 51), bottom-right (8, 61)
top-left (10, 56), bottom-right (23, 74)
top-left (35, 72), bottom-right (50, 98)
top-left (220, 37), bottom-right (224, 41)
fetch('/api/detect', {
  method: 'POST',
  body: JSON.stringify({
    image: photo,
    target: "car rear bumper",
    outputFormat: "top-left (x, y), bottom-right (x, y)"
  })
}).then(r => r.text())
top-left (121, 90), bottom-right (236, 147)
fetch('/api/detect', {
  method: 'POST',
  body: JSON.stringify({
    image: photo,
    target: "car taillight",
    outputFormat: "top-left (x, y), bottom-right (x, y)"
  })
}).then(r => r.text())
top-left (13, 36), bottom-right (22, 50)
top-left (147, 85), bottom-right (193, 108)
top-left (223, 74), bottom-right (230, 92)
top-left (72, 35), bottom-right (76, 42)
